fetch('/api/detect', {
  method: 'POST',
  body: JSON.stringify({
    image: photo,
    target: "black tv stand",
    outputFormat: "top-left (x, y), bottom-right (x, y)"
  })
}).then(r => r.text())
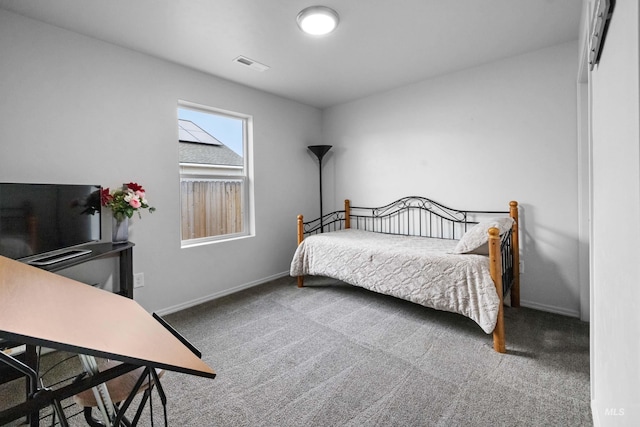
top-left (32, 242), bottom-right (135, 299)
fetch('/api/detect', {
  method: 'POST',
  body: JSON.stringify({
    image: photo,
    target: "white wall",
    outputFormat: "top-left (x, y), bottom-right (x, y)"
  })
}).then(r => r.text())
top-left (0, 9), bottom-right (322, 313)
top-left (588, 0), bottom-right (640, 424)
top-left (322, 41), bottom-right (581, 317)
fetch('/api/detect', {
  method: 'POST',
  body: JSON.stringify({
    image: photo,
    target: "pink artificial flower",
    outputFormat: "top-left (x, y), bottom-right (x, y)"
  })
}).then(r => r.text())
top-left (129, 198), bottom-right (142, 209)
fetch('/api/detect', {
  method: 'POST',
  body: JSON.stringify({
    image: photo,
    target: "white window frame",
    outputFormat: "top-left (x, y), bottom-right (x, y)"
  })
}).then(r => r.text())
top-left (178, 100), bottom-right (254, 247)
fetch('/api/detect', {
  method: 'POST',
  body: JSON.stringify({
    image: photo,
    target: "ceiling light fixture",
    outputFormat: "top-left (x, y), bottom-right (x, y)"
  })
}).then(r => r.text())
top-left (296, 6), bottom-right (339, 36)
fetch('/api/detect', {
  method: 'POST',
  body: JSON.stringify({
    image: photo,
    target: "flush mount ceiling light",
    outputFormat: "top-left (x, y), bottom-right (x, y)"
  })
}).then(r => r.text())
top-left (296, 6), bottom-right (339, 36)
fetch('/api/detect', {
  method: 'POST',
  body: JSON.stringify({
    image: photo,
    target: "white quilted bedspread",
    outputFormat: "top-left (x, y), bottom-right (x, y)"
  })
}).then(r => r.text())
top-left (290, 229), bottom-right (500, 333)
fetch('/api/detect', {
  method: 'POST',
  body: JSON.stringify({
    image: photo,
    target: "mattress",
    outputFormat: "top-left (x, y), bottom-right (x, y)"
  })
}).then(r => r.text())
top-left (290, 229), bottom-right (500, 333)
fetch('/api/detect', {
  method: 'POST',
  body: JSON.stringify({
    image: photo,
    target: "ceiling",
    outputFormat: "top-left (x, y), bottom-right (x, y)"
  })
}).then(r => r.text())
top-left (0, 0), bottom-right (583, 109)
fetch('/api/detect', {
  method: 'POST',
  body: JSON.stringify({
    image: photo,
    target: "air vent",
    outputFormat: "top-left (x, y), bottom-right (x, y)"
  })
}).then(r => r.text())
top-left (233, 56), bottom-right (270, 72)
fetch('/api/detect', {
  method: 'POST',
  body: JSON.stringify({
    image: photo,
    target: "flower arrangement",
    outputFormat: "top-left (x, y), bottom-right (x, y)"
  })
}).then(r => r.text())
top-left (101, 182), bottom-right (156, 221)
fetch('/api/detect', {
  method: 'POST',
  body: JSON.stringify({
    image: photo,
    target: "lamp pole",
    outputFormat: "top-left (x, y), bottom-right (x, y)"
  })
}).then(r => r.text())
top-left (307, 145), bottom-right (332, 233)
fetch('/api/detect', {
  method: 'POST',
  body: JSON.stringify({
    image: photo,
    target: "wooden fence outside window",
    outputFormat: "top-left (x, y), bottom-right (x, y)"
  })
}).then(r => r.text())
top-left (181, 179), bottom-right (243, 239)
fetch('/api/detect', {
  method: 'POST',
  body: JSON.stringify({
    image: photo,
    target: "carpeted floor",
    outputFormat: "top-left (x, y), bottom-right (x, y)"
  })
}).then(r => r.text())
top-left (1, 275), bottom-right (592, 426)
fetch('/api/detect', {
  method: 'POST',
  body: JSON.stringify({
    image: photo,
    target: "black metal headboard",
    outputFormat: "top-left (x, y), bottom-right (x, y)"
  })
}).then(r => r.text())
top-left (302, 196), bottom-right (508, 240)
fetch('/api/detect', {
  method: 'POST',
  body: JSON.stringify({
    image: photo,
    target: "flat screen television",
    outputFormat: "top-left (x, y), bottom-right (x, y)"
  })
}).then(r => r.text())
top-left (0, 183), bottom-right (101, 264)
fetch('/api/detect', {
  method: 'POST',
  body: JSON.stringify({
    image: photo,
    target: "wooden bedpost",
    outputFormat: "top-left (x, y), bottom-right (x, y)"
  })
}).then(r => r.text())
top-left (488, 227), bottom-right (506, 353)
top-left (297, 215), bottom-right (304, 288)
top-left (510, 201), bottom-right (520, 307)
top-left (344, 199), bottom-right (351, 229)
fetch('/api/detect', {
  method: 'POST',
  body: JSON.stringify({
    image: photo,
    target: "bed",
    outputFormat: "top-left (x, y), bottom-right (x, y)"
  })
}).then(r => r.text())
top-left (290, 197), bottom-right (520, 353)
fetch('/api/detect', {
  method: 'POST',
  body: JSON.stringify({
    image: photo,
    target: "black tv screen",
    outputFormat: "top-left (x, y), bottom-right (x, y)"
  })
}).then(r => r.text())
top-left (0, 183), bottom-right (101, 260)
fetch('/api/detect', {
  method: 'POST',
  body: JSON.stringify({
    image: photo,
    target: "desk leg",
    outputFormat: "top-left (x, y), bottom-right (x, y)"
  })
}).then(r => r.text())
top-left (119, 247), bottom-right (134, 299)
top-left (24, 345), bottom-right (38, 427)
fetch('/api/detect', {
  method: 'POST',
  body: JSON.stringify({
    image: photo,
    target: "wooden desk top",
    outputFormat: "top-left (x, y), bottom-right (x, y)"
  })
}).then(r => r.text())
top-left (0, 256), bottom-right (215, 379)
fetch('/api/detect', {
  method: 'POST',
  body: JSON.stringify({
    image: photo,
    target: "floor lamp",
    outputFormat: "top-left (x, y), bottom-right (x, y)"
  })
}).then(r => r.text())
top-left (308, 145), bottom-right (332, 233)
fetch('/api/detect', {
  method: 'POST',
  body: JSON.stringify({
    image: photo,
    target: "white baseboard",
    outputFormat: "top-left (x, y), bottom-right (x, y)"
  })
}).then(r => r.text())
top-left (520, 299), bottom-right (581, 319)
top-left (153, 271), bottom-right (290, 317)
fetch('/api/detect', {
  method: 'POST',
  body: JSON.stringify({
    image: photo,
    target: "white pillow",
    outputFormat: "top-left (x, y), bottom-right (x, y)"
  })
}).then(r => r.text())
top-left (452, 217), bottom-right (515, 255)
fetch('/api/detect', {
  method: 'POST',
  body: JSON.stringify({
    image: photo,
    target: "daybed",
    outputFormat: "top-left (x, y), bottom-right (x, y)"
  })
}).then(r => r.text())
top-left (290, 197), bottom-right (520, 353)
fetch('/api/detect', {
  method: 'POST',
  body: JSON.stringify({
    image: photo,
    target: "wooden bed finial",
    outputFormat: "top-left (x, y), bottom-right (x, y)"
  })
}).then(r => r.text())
top-left (344, 199), bottom-right (351, 229)
top-left (297, 215), bottom-right (304, 245)
top-left (488, 226), bottom-right (506, 353)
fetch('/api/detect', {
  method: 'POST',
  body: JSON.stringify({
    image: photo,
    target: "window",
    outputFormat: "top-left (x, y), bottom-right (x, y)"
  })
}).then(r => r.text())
top-left (178, 101), bottom-right (252, 245)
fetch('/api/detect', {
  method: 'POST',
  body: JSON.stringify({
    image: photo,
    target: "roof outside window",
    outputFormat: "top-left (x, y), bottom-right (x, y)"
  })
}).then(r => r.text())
top-left (178, 119), bottom-right (243, 167)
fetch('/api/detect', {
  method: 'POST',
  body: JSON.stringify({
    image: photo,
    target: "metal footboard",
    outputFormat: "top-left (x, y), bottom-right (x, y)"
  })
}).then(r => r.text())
top-left (501, 231), bottom-right (515, 298)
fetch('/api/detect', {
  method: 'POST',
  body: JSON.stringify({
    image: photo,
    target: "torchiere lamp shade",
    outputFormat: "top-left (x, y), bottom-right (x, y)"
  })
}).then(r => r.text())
top-left (308, 145), bottom-right (332, 161)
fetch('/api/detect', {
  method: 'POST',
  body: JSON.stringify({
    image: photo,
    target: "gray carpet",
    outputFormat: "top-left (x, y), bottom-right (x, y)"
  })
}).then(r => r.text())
top-left (1, 275), bottom-right (592, 426)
